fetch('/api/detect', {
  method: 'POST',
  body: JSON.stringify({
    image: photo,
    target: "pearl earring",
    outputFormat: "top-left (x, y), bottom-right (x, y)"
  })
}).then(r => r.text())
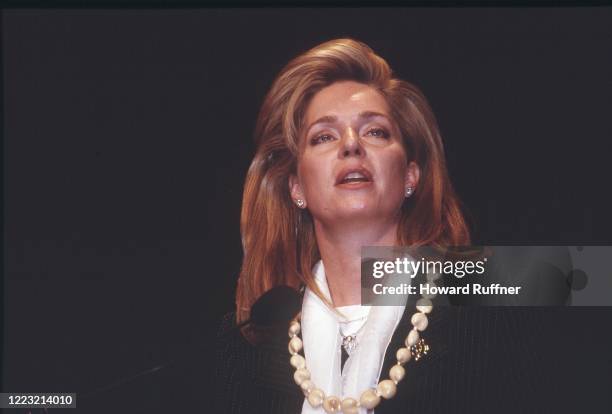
top-left (405, 187), bottom-right (414, 198)
top-left (296, 199), bottom-right (305, 208)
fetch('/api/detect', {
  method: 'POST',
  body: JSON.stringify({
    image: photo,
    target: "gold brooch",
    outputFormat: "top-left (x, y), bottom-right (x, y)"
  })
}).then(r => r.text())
top-left (410, 338), bottom-right (430, 361)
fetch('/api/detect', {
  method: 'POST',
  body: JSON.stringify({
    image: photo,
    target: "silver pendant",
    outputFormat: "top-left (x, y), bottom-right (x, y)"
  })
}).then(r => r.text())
top-left (342, 335), bottom-right (358, 354)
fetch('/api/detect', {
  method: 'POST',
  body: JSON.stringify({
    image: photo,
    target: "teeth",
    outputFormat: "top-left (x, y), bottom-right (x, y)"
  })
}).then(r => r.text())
top-left (341, 171), bottom-right (369, 183)
top-left (345, 172), bottom-right (366, 179)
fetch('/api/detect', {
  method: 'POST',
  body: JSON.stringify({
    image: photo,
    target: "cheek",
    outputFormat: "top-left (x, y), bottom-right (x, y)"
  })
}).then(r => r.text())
top-left (298, 157), bottom-right (330, 196)
top-left (378, 150), bottom-right (408, 188)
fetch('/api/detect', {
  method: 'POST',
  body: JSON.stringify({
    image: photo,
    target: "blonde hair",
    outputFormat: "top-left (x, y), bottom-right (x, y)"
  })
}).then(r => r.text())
top-left (236, 38), bottom-right (470, 323)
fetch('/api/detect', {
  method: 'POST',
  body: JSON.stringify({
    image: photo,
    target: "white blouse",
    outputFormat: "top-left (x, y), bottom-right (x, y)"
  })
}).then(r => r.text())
top-left (300, 261), bottom-right (407, 414)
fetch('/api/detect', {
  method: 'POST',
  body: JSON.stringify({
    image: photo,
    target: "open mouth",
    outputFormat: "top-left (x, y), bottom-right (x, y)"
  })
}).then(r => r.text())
top-left (336, 168), bottom-right (373, 185)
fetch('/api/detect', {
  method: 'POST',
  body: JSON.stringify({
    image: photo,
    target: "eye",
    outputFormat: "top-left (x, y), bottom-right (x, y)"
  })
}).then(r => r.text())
top-left (310, 133), bottom-right (336, 145)
top-left (365, 128), bottom-right (390, 139)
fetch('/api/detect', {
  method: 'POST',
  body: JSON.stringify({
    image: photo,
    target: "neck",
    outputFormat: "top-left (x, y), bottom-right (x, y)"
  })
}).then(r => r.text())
top-left (314, 218), bottom-right (399, 307)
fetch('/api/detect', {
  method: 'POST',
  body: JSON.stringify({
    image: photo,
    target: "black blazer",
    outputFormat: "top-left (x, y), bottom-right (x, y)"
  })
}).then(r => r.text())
top-left (214, 306), bottom-right (561, 414)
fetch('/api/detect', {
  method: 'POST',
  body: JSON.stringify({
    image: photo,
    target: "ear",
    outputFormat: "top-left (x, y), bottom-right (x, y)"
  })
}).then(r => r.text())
top-left (405, 161), bottom-right (420, 192)
top-left (288, 174), bottom-right (306, 207)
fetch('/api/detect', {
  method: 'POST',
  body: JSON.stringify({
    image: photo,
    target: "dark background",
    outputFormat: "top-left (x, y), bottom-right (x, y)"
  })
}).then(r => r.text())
top-left (3, 8), bottom-right (612, 413)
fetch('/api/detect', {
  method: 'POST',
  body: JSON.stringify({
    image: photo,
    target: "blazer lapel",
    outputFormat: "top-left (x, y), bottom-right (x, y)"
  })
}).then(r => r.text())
top-left (377, 304), bottom-right (451, 412)
top-left (249, 326), bottom-right (304, 399)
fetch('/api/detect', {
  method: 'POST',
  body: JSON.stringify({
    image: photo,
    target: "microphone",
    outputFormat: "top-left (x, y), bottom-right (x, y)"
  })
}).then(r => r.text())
top-left (238, 285), bottom-right (302, 329)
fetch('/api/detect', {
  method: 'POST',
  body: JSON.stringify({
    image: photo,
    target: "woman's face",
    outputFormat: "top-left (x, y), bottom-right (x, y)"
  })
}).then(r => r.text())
top-left (290, 81), bottom-right (419, 226)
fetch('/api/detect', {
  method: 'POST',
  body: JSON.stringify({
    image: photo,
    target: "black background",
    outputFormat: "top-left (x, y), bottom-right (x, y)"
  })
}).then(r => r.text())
top-left (3, 8), bottom-right (612, 413)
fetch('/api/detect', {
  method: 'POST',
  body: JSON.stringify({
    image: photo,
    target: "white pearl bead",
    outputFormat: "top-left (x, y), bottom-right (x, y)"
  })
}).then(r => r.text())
top-left (341, 398), bottom-right (359, 414)
top-left (323, 396), bottom-right (341, 413)
top-left (293, 368), bottom-right (310, 386)
top-left (308, 388), bottom-right (325, 407)
top-left (289, 320), bottom-right (301, 337)
top-left (406, 328), bottom-right (420, 347)
top-left (411, 312), bottom-right (429, 331)
top-left (300, 379), bottom-right (315, 395)
top-left (290, 354), bottom-right (306, 369)
top-left (288, 336), bottom-right (303, 355)
top-left (359, 389), bottom-right (380, 409)
top-left (396, 347), bottom-right (412, 364)
top-left (389, 364), bottom-right (406, 383)
top-left (416, 298), bottom-right (433, 314)
top-left (377, 379), bottom-right (397, 399)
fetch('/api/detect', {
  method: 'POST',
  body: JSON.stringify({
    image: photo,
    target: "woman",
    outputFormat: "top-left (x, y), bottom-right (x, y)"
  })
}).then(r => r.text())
top-left (215, 39), bottom-right (542, 414)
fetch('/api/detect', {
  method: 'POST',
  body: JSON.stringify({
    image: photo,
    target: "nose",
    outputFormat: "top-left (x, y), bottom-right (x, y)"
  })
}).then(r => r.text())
top-left (340, 128), bottom-right (364, 158)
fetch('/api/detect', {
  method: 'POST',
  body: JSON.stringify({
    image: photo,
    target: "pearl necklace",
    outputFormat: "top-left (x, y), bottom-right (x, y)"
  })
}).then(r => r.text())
top-left (287, 298), bottom-right (432, 413)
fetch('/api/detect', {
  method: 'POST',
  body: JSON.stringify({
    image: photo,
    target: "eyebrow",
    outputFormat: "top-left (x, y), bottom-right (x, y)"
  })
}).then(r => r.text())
top-left (305, 111), bottom-right (390, 134)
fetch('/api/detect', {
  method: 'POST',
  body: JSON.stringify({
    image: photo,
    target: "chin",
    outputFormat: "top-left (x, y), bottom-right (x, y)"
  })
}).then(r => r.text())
top-left (335, 203), bottom-right (378, 219)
